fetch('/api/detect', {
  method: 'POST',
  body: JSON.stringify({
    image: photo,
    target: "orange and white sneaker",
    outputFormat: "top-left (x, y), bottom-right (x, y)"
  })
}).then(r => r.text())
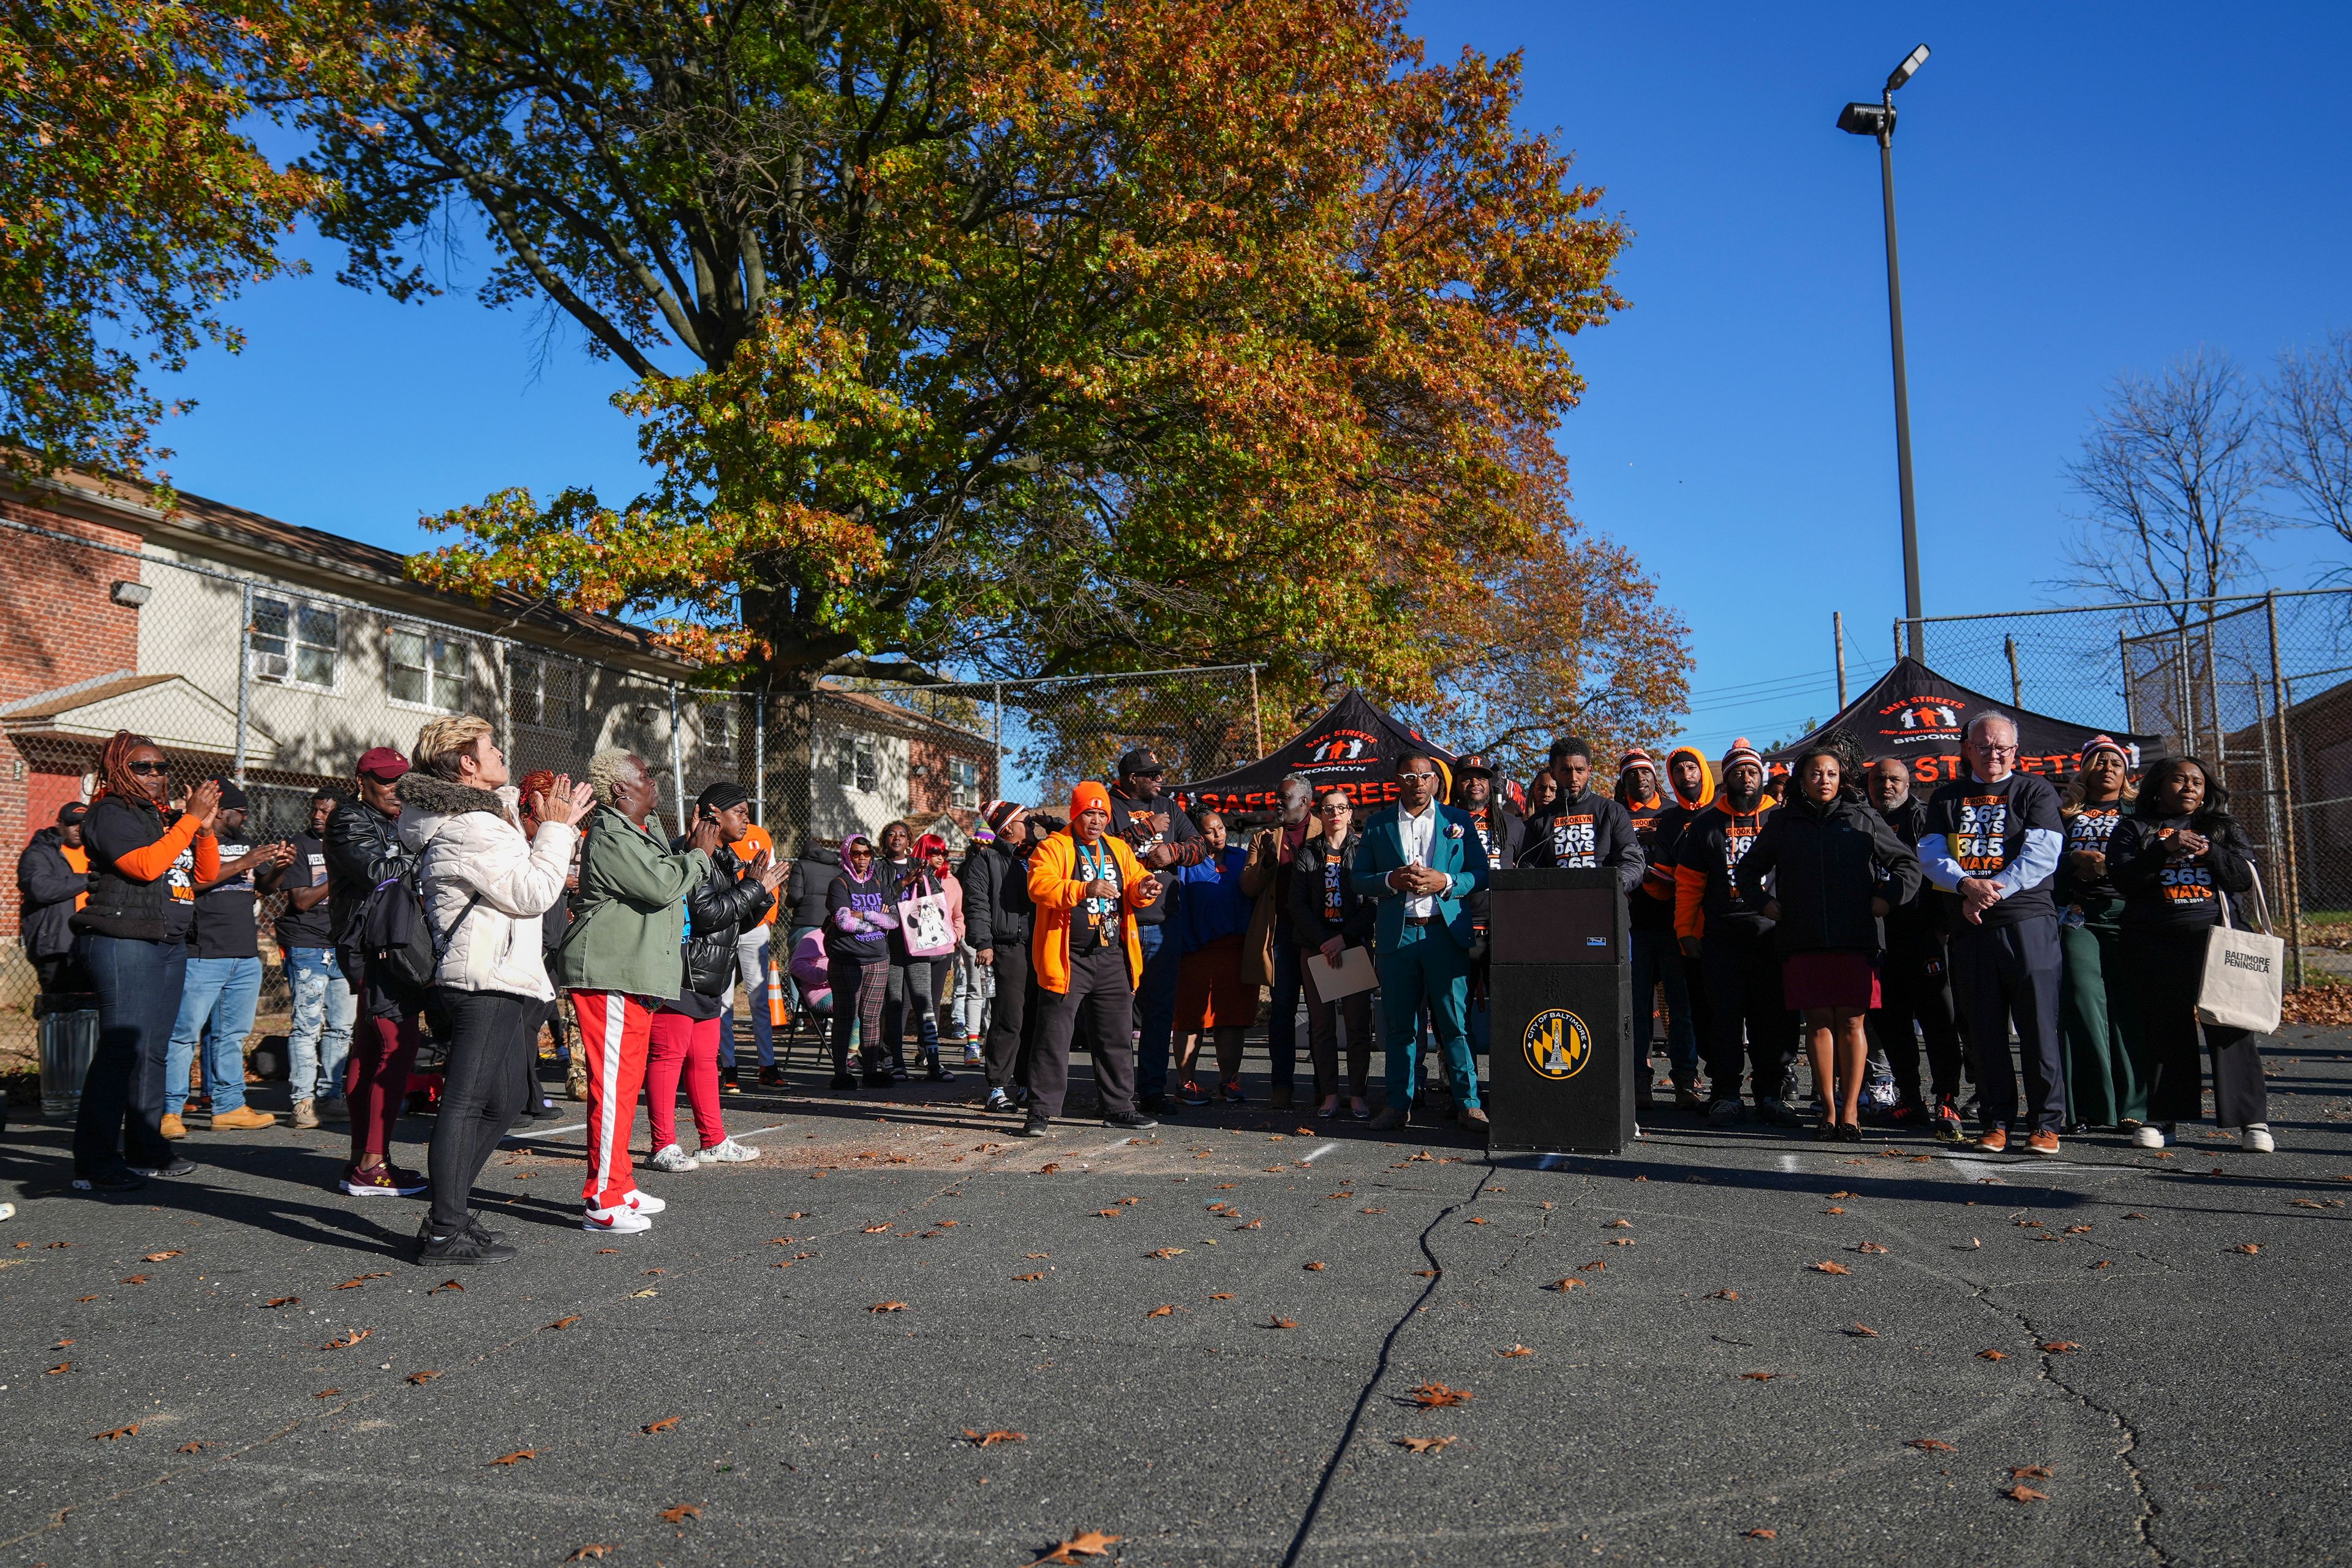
top-left (1967, 1128), bottom-right (2008, 1154)
top-left (2025, 1129), bottom-right (2061, 1158)
top-left (582, 1202), bottom-right (651, 1234)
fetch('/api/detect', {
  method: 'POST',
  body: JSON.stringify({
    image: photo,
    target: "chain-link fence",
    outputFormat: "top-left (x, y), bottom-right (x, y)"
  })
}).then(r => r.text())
top-left (1, 503), bottom-right (1267, 1052)
top-left (1901, 587), bottom-right (2352, 986)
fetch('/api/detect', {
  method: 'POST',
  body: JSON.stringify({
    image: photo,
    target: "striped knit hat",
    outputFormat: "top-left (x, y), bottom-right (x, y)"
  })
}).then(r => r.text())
top-left (2078, 734), bottom-right (2128, 766)
top-left (1721, 737), bottom-right (1763, 772)
top-left (1616, 747), bottom-right (1656, 779)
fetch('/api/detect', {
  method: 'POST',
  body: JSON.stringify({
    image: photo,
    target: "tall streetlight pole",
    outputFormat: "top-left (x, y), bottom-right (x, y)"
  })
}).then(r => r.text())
top-left (1839, 43), bottom-right (1931, 660)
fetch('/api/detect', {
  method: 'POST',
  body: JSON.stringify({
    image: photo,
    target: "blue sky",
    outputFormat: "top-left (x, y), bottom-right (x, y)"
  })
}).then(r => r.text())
top-left (146, 3), bottom-right (2352, 754)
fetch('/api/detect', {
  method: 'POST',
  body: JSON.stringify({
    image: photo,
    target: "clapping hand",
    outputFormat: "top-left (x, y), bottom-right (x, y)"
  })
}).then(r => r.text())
top-left (687, 813), bottom-right (725, 856)
top-left (184, 777), bottom-right (223, 829)
top-left (534, 774), bottom-right (595, 826)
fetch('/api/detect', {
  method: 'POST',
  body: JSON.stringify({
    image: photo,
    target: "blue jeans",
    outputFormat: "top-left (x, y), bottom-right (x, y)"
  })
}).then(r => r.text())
top-left (1630, 929), bottom-right (1700, 1074)
top-left (1379, 925), bottom-right (1478, 1110)
top-left (165, 955), bottom-right (262, 1114)
top-left (1134, 922), bottom-right (1180, 1099)
top-left (1265, 940), bottom-right (1301, 1088)
top-left (75, 935), bottom-right (183, 1177)
top-left (723, 929), bottom-right (775, 1069)
top-left (287, 948), bottom-right (356, 1104)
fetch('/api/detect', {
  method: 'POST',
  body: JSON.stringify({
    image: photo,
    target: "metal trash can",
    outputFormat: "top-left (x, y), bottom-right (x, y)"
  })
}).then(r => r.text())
top-left (39, 1009), bottom-right (99, 1121)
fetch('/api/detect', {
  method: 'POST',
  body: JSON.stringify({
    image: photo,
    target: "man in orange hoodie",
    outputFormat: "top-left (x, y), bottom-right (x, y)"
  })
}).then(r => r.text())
top-left (1623, 747), bottom-right (1709, 1109)
top-left (1023, 781), bottom-right (1164, 1139)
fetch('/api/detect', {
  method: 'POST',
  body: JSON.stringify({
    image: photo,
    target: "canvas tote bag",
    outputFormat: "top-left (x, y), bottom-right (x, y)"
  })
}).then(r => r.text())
top-left (2197, 866), bottom-right (2284, 1035)
top-left (895, 878), bottom-right (958, 959)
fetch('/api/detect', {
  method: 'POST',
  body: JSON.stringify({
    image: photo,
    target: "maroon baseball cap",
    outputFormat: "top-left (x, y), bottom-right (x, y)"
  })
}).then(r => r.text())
top-left (355, 746), bottom-right (410, 782)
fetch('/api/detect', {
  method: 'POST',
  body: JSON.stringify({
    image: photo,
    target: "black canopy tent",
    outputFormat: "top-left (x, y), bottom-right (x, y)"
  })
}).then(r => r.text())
top-left (1764, 656), bottom-right (2161, 788)
top-left (1179, 689), bottom-right (1461, 817)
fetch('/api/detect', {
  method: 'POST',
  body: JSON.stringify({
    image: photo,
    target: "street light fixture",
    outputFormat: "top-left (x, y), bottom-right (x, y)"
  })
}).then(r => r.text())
top-left (1838, 43), bottom-right (1931, 659)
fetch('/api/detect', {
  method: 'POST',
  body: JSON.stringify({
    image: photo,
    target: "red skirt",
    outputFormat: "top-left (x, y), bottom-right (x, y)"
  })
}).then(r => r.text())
top-left (1175, 935), bottom-right (1259, 1031)
top-left (1782, 950), bottom-right (1880, 1011)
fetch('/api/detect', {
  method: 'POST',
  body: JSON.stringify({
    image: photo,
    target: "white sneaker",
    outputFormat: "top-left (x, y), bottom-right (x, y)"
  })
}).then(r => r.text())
top-left (582, 1203), bottom-right (652, 1234)
top-left (962, 1046), bottom-right (984, 1066)
top-left (2132, 1125), bottom-right (2166, 1149)
top-left (623, 1189), bottom-right (666, 1215)
top-left (2244, 1124), bottom-right (2276, 1154)
top-left (649, 1142), bottom-right (698, 1174)
top-left (695, 1138), bottom-right (758, 1164)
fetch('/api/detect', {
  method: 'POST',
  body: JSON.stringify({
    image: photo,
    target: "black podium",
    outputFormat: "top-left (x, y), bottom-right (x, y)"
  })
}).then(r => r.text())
top-left (1486, 867), bottom-right (1634, 1153)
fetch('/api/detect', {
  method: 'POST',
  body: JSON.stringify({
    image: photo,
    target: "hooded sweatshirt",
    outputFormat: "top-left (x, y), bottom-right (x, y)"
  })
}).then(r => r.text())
top-left (1615, 752), bottom-right (1676, 933)
top-left (1642, 747), bottom-right (1715, 925)
top-left (1673, 785), bottom-right (1776, 943)
top-left (1521, 785), bottom-right (1646, 893)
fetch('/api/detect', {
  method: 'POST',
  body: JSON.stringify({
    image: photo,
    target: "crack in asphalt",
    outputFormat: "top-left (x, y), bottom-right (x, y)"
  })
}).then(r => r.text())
top-left (1276, 1155), bottom-right (1532, 1568)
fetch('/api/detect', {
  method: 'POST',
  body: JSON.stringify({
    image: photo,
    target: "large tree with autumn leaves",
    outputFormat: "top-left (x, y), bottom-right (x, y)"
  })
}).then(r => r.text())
top-left (295, 0), bottom-right (1685, 734)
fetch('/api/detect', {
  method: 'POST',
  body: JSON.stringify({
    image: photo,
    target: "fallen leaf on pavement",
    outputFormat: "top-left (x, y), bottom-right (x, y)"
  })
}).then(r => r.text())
top-left (1856, 1242), bottom-right (1890, 1254)
top-left (1037, 1163), bottom-right (1061, 1174)
top-left (1027, 1253), bottom-right (1051, 1259)
top-left (1825, 1207), bottom-right (1845, 1215)
top-left (2230, 1243), bottom-right (2263, 1255)
top-left (1146, 1305), bottom-right (1177, 1317)
top-left (2012, 1464), bottom-right (2053, 1478)
top-left (177, 1441), bottom-right (210, 1452)
top-left (1147, 1248), bottom-right (1185, 1259)
top-left (489, 1450), bottom-right (536, 1465)
top-left (1706, 1289), bottom-right (1739, 1300)
top-left (642, 1416), bottom-right (680, 1434)
top-left (864, 1223), bottom-right (895, 1233)
top-left (1977, 1349), bottom-right (2008, 1361)
top-left (264, 1297), bottom-right (299, 1308)
top-left (1304, 1261), bottom-right (1326, 1271)
top-left (1605, 1219), bottom-right (1632, 1228)
top-left (546, 1316), bottom-right (581, 1330)
top-left (1849, 1323), bottom-right (1879, 1337)
top-left (407, 1370), bottom-right (442, 1385)
top-left (1412, 1268), bottom-right (1439, 1279)
top-left (1268, 1316), bottom-right (1298, 1329)
top-left (566, 1545), bottom-right (613, 1560)
top-left (1811, 1262), bottom-right (1851, 1275)
top-left (430, 1280), bottom-right (464, 1294)
top-left (322, 1329), bottom-right (371, 1349)
top-left (1745, 1528), bottom-right (1778, 1539)
top-left (1411, 1382), bottom-right (1471, 1408)
top-left (1497, 1344), bottom-right (1533, 1357)
top-left (965, 1430), bottom-right (1027, 1447)
top-left (2092, 1260), bottom-right (2114, 1270)
top-left (1208, 1292), bottom-right (1235, 1300)
top-left (1014, 1273), bottom-right (1045, 1282)
top-left (2002, 1485), bottom-right (2048, 1503)
top-left (1395, 1435), bottom-right (1455, 1453)
top-left (1580, 1260), bottom-right (1606, 1272)
top-left (1036, 1530), bottom-right (1122, 1563)
top-left (1235, 1218), bottom-right (1263, 1230)
top-left (2040, 1341), bottom-right (2081, 1354)
top-left (1466, 1216), bottom-right (1490, 1225)
top-left (1908, 1438), bottom-right (1956, 1452)
top-left (337, 1274), bottom-right (390, 1289)
top-left (1741, 1372), bottom-right (1778, 1382)
top-left (93, 1424), bottom-right (138, 1441)
top-left (46, 1363), bottom-right (70, 1375)
top-left (120, 1275), bottom-right (149, 1285)
top-left (658, 1503), bottom-right (702, 1523)
top-left (141, 1251), bottom-right (182, 1262)
top-left (1547, 1278), bottom-right (1581, 1292)
top-left (1360, 1207), bottom-right (1388, 1214)
top-left (870, 1301), bottom-right (909, 1313)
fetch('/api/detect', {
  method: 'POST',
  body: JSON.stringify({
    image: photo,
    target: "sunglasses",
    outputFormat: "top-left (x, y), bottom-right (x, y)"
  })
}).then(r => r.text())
top-left (127, 761), bottom-right (168, 776)
top-left (1398, 771), bottom-right (1436, 782)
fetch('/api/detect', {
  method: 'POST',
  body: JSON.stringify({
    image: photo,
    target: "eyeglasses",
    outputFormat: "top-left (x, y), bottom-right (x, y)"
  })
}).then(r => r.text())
top-left (126, 761), bottom-right (168, 776)
top-left (1398, 770), bottom-right (1436, 782)
top-left (1318, 804), bottom-right (1352, 816)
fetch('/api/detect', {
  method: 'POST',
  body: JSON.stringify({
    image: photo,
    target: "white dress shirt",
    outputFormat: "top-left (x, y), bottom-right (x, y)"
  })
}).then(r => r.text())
top-left (1397, 802), bottom-right (1437, 918)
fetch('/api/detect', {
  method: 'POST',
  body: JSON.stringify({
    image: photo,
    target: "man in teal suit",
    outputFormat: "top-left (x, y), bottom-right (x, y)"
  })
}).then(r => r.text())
top-left (1351, 753), bottom-right (1491, 1134)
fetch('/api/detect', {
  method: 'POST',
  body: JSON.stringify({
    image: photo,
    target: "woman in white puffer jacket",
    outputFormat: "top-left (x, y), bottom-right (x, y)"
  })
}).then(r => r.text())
top-left (395, 715), bottom-right (592, 1266)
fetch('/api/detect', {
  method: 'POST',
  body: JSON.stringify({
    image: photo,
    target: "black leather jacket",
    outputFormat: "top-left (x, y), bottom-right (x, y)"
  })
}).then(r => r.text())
top-left (1287, 830), bottom-right (1377, 949)
top-left (326, 797), bottom-right (411, 947)
top-left (680, 843), bottom-right (775, 997)
top-left (959, 837), bottom-right (1035, 950)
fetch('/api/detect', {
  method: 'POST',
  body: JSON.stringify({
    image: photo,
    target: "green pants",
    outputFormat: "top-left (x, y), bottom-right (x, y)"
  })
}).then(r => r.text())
top-left (2059, 899), bottom-right (2143, 1126)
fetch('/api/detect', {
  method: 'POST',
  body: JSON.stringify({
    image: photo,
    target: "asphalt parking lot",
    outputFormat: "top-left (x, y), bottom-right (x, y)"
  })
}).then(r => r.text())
top-left (6, 1028), bottom-right (2351, 1566)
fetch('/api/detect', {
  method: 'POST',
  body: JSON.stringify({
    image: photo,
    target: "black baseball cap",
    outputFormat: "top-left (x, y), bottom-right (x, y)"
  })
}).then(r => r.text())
top-left (1458, 754), bottom-right (1496, 778)
top-left (1116, 747), bottom-right (1164, 777)
top-left (57, 800), bottom-right (88, 826)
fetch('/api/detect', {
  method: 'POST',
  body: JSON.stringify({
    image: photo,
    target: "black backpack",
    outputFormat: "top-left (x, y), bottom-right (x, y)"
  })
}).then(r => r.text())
top-left (353, 870), bottom-right (478, 992)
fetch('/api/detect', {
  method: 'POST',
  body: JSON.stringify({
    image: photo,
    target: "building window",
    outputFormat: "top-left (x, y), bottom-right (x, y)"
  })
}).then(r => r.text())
top-left (251, 597), bottom-right (338, 687)
top-left (388, 626), bottom-right (466, 711)
top-left (704, 701), bottom-right (736, 765)
top-left (949, 756), bottom-right (979, 809)
top-left (837, 734), bottom-right (877, 793)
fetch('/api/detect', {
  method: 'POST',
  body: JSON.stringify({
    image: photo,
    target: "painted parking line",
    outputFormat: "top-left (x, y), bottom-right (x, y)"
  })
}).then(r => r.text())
top-left (1298, 1142), bottom-right (1342, 1163)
